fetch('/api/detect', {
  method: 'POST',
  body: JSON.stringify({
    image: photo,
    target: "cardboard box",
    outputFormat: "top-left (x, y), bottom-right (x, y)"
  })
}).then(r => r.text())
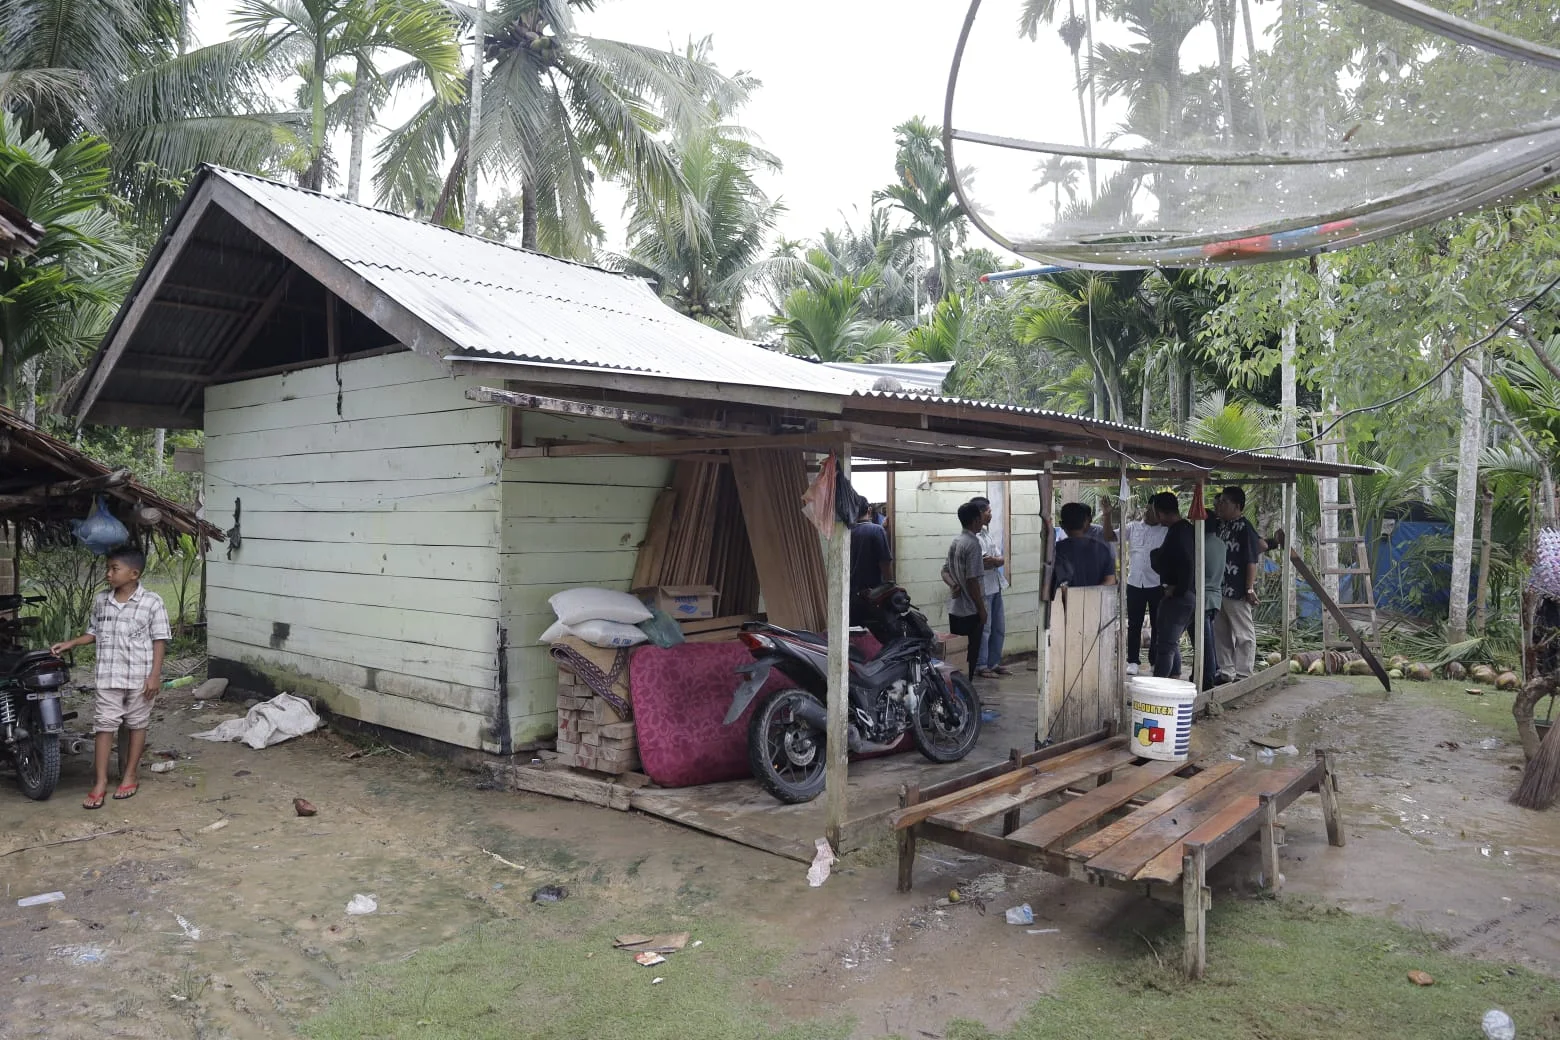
top-left (633, 584), bottom-right (718, 620)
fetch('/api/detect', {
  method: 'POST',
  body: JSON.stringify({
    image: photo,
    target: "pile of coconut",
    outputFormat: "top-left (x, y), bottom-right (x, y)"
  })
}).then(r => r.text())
top-left (1279, 650), bottom-right (1519, 689)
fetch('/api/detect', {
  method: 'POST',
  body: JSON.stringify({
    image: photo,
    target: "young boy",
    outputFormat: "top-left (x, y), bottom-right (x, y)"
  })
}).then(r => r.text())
top-left (53, 547), bottom-right (171, 810)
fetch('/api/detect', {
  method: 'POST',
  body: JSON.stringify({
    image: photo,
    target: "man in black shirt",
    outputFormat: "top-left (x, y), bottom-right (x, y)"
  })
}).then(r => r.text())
top-left (849, 500), bottom-right (894, 625)
top-left (1214, 486), bottom-right (1263, 680)
top-left (1050, 502), bottom-right (1117, 598)
top-left (1146, 492), bottom-right (1196, 680)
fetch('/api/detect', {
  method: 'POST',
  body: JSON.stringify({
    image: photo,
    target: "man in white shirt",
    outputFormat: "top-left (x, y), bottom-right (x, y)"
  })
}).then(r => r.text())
top-left (1100, 497), bottom-right (1166, 676)
top-left (970, 496), bottom-right (1010, 677)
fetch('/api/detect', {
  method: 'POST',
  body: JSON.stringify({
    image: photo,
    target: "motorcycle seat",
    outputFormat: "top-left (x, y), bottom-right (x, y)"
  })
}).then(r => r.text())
top-left (762, 626), bottom-right (867, 663)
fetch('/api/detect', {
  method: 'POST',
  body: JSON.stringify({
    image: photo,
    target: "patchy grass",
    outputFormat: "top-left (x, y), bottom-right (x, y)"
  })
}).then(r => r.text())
top-left (302, 909), bottom-right (849, 1040)
top-left (936, 900), bottom-right (1560, 1040)
top-left (1341, 675), bottom-right (1527, 737)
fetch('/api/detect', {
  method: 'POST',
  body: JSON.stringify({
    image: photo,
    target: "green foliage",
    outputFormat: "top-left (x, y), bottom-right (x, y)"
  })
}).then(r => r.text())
top-left (22, 540), bottom-right (100, 647)
top-left (0, 114), bottom-right (139, 411)
top-left (156, 533), bottom-right (202, 633)
top-left (769, 251), bottom-right (904, 362)
top-left (873, 116), bottom-right (967, 302)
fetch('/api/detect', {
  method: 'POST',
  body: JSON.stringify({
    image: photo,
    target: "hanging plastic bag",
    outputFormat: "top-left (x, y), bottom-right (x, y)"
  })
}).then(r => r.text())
top-left (636, 608), bottom-right (686, 649)
top-left (801, 454), bottom-right (838, 537)
top-left (71, 496), bottom-right (129, 556)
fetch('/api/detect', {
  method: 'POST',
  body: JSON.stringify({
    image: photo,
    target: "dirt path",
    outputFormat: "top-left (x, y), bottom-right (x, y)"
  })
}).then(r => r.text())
top-left (2, 678), bottom-right (1556, 1039)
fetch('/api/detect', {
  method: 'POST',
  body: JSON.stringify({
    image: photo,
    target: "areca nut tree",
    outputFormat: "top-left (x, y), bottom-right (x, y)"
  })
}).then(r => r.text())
top-left (1012, 269), bottom-right (1157, 422)
top-left (235, 0), bottom-right (464, 194)
top-left (874, 117), bottom-right (967, 304)
top-left (770, 251), bottom-right (905, 363)
top-left (0, 0), bottom-right (294, 221)
top-left (0, 114), bottom-right (138, 418)
top-left (1034, 154), bottom-right (1083, 225)
top-left (378, 0), bottom-right (730, 255)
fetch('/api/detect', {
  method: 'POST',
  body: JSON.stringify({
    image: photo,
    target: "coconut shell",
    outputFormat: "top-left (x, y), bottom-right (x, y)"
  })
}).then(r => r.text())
top-left (1345, 659), bottom-right (1372, 676)
top-left (1406, 663), bottom-right (1433, 681)
top-left (1306, 659), bottom-right (1325, 676)
top-left (1289, 660), bottom-right (1302, 674)
top-left (1387, 668), bottom-right (1404, 680)
top-left (1266, 651), bottom-right (1284, 667)
top-left (1389, 655), bottom-right (1410, 671)
top-left (1325, 650), bottom-right (1349, 675)
top-left (1496, 671), bottom-right (1520, 691)
top-left (1443, 662), bottom-right (1467, 681)
top-left (1469, 664), bottom-right (1497, 685)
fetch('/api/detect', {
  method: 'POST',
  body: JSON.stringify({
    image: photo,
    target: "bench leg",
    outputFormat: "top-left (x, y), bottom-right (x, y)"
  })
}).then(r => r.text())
top-left (1259, 794), bottom-right (1282, 893)
top-left (1002, 751), bottom-right (1022, 835)
top-left (1182, 842), bottom-right (1208, 979)
top-left (897, 783), bottom-right (919, 893)
top-left (1316, 748), bottom-right (1345, 847)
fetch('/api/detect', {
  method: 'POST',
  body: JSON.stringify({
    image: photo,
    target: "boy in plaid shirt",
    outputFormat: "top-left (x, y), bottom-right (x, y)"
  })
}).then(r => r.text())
top-left (53, 547), bottom-right (171, 809)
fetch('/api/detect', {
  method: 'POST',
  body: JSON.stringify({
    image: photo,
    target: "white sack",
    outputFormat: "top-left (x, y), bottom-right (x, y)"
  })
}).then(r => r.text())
top-left (548, 587), bottom-right (652, 626)
top-left (191, 693), bottom-right (321, 749)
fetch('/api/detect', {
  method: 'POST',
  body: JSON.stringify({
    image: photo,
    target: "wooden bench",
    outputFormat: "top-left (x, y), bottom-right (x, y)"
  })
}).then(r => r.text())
top-left (890, 724), bottom-right (1345, 978)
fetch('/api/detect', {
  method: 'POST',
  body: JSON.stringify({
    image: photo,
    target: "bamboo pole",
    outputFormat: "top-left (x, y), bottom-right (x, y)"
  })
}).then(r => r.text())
top-left (1036, 462), bottom-right (1054, 746)
top-left (1282, 482), bottom-right (1294, 662)
top-left (824, 449), bottom-right (853, 851)
top-left (1117, 464), bottom-right (1129, 724)
top-left (1194, 485), bottom-right (1207, 691)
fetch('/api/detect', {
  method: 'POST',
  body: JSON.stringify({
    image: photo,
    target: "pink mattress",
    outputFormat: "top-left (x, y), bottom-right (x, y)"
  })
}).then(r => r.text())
top-left (629, 635), bottom-right (908, 789)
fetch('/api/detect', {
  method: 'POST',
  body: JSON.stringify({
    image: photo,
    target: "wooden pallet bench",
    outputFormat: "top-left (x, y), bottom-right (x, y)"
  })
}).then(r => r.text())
top-left (889, 724), bottom-right (1345, 978)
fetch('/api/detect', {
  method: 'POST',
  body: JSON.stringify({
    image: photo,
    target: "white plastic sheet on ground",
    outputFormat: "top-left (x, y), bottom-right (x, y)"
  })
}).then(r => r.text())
top-left (191, 693), bottom-right (321, 749)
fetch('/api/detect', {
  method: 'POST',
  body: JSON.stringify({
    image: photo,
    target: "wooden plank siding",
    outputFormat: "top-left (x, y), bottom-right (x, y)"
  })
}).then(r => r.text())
top-left (499, 412), bottom-right (674, 739)
top-left (890, 471), bottom-right (1041, 655)
top-left (203, 351), bottom-right (507, 753)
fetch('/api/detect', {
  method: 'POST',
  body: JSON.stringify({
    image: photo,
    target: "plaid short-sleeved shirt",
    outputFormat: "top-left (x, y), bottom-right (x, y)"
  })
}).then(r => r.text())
top-left (87, 585), bottom-right (172, 689)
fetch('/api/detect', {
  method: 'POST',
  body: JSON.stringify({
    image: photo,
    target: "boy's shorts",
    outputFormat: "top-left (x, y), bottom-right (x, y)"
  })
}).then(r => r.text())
top-left (94, 688), bottom-right (152, 733)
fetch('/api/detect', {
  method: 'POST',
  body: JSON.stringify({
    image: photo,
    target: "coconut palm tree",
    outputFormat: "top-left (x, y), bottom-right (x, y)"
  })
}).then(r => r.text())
top-left (1034, 155), bottom-right (1083, 224)
top-left (874, 117), bottom-right (967, 303)
top-left (378, 2), bottom-right (728, 254)
top-left (0, 115), bottom-right (138, 416)
top-left (1012, 269), bottom-right (1158, 421)
top-left (613, 110), bottom-right (788, 334)
top-left (0, 0), bottom-right (292, 219)
top-left (235, 0), bottom-right (463, 193)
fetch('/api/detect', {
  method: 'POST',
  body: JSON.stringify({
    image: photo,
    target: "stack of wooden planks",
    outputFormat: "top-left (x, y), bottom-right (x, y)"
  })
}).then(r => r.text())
top-left (554, 668), bottom-right (641, 774)
top-left (631, 457), bottom-right (781, 626)
top-left (729, 448), bottom-right (826, 631)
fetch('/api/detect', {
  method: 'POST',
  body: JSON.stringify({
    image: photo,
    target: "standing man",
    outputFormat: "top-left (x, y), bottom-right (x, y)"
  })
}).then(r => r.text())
top-left (945, 502), bottom-right (989, 680)
top-left (970, 496), bottom-right (1011, 678)
top-left (1049, 502), bottom-right (1117, 597)
top-left (1202, 520), bottom-right (1228, 690)
top-left (1101, 497), bottom-right (1165, 676)
top-left (848, 499), bottom-right (894, 626)
top-left (1214, 486), bottom-right (1263, 681)
top-left (1146, 493), bottom-right (1196, 680)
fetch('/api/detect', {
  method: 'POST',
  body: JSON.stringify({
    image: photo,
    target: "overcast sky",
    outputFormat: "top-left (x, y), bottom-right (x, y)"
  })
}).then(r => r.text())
top-left (188, 0), bottom-right (1086, 257)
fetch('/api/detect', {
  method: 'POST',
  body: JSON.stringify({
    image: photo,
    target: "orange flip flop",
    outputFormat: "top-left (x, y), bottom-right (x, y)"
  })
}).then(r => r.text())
top-left (112, 783), bottom-right (139, 801)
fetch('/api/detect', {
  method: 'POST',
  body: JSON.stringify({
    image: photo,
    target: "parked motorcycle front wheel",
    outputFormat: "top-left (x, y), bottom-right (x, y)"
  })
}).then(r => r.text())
top-left (912, 671), bottom-right (982, 764)
top-left (748, 688), bottom-right (827, 804)
top-left (16, 730), bottom-right (60, 800)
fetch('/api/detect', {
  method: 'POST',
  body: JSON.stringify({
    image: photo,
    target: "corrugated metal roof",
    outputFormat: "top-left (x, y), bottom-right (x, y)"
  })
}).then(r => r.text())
top-left (217, 170), bottom-right (880, 396)
top-left (822, 361), bottom-right (952, 393)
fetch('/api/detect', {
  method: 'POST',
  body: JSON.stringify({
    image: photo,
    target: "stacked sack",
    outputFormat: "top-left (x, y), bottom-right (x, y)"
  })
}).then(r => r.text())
top-left (539, 588), bottom-right (654, 648)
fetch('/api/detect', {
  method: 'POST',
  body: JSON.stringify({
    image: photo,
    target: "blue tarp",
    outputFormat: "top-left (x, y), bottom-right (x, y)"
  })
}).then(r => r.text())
top-left (1295, 521), bottom-right (1458, 620)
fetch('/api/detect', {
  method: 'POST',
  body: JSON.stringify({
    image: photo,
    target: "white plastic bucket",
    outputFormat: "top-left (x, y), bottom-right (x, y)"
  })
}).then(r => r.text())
top-left (1127, 676), bottom-right (1196, 762)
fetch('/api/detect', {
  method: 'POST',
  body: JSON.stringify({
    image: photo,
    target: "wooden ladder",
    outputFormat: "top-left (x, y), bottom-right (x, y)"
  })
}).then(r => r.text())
top-left (1316, 435), bottom-right (1380, 651)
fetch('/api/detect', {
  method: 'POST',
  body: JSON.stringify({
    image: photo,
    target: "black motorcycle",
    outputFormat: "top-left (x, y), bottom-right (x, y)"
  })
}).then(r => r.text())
top-left (725, 584), bottom-right (982, 803)
top-left (0, 595), bottom-right (69, 800)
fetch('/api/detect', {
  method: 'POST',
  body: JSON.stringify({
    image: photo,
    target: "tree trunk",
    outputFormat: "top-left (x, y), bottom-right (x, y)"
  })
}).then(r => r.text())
top-left (521, 178), bottom-right (539, 251)
top-left (1068, 0), bottom-right (1095, 198)
top-left (19, 356), bottom-right (37, 424)
top-left (464, 0), bottom-right (486, 219)
top-left (1448, 353), bottom-right (1484, 642)
top-left (1241, 0), bottom-right (1269, 142)
top-left (302, 43), bottom-right (328, 192)
top-left (345, 58), bottom-right (371, 203)
top-left (1474, 481), bottom-right (1494, 634)
top-left (153, 427), bottom-right (166, 474)
top-left (1140, 354), bottom-right (1151, 428)
top-left (1213, 0), bottom-right (1237, 142)
top-left (1083, 0), bottom-right (1098, 197)
top-left (1091, 369), bottom-right (1107, 421)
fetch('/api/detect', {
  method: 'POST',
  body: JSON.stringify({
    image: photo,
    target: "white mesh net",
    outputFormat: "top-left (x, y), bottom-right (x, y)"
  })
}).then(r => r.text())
top-left (946, 0), bottom-right (1560, 267)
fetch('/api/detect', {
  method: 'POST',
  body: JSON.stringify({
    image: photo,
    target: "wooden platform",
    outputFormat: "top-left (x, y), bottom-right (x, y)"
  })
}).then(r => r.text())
top-left (890, 726), bottom-right (1345, 978)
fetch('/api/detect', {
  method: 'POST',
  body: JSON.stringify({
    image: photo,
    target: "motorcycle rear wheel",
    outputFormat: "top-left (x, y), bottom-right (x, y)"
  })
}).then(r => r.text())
top-left (912, 671), bottom-right (982, 764)
top-left (748, 688), bottom-right (827, 804)
top-left (17, 730), bottom-right (60, 801)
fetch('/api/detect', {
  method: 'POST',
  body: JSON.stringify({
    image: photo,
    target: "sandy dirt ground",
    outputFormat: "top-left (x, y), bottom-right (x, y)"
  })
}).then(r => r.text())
top-left (2, 675), bottom-right (1558, 1039)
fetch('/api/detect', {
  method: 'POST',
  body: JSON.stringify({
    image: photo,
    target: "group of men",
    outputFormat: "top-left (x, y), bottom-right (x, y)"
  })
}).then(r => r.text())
top-left (847, 485), bottom-right (1276, 687)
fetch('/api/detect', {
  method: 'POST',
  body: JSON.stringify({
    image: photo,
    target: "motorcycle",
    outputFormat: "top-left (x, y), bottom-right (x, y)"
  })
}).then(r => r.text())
top-left (725, 583), bottom-right (982, 804)
top-left (0, 595), bottom-right (70, 800)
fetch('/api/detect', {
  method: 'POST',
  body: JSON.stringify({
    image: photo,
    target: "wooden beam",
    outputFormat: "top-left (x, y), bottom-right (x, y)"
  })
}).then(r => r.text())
top-left (824, 447), bottom-right (853, 851)
top-left (511, 431), bottom-right (847, 459)
top-left (202, 345), bottom-right (406, 386)
top-left (151, 298), bottom-right (248, 316)
top-left (325, 292), bottom-right (339, 359)
top-left (76, 190), bottom-right (215, 419)
top-left (1288, 549), bottom-right (1390, 691)
top-left (192, 264), bottom-right (295, 393)
top-left (465, 386), bottom-right (776, 436)
top-left (1195, 660), bottom-right (1291, 714)
top-left (82, 401), bottom-right (199, 430)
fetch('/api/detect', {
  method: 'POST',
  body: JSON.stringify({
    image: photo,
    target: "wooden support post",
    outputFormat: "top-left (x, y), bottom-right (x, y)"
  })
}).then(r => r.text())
top-left (824, 449), bottom-right (853, 852)
top-left (1194, 485), bottom-right (1207, 692)
top-left (1036, 463), bottom-right (1054, 746)
top-left (1281, 483), bottom-right (1294, 663)
top-left (1116, 464), bottom-right (1129, 726)
top-left (1290, 549), bottom-right (1390, 691)
top-left (1316, 747), bottom-right (1345, 847)
top-left (1259, 793), bottom-right (1282, 892)
top-left (1002, 749), bottom-right (1023, 835)
top-left (1183, 841), bottom-right (1209, 979)
top-left (897, 783), bottom-right (920, 892)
